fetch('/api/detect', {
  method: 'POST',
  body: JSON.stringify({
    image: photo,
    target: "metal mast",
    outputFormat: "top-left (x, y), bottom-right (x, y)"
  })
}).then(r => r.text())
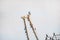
top-left (21, 16), bottom-right (30, 40)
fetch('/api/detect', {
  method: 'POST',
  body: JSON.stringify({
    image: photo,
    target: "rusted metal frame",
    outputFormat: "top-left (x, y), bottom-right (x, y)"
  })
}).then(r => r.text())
top-left (27, 12), bottom-right (39, 40)
top-left (21, 16), bottom-right (30, 40)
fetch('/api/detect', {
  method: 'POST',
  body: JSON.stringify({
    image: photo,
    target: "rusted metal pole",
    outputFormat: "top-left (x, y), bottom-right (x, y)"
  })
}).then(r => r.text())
top-left (27, 12), bottom-right (39, 40)
top-left (21, 16), bottom-right (29, 40)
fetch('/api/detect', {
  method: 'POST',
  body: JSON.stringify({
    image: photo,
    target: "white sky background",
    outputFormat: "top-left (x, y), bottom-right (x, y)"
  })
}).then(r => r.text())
top-left (0, 0), bottom-right (60, 40)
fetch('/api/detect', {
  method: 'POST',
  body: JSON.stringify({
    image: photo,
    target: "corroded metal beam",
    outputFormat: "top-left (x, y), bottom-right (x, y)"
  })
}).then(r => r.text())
top-left (21, 16), bottom-right (29, 40)
top-left (26, 12), bottom-right (39, 40)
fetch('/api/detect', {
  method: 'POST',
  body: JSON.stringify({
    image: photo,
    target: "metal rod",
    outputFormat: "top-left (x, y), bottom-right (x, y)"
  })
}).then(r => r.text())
top-left (27, 12), bottom-right (39, 40)
top-left (21, 16), bottom-right (30, 40)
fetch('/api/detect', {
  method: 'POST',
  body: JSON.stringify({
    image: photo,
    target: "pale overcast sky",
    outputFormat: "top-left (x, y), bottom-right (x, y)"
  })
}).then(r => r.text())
top-left (0, 0), bottom-right (60, 40)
